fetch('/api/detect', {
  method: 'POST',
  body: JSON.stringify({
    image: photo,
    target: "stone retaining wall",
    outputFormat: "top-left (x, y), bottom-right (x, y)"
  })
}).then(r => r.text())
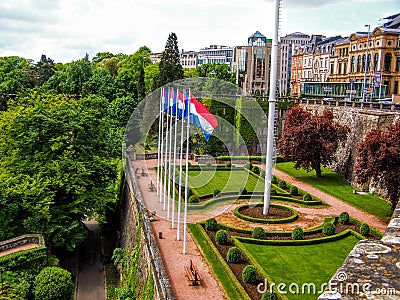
top-left (0, 234), bottom-right (44, 253)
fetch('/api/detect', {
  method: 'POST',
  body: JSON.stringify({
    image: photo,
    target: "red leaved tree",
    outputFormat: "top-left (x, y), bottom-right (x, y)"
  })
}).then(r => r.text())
top-left (354, 119), bottom-right (400, 210)
top-left (278, 105), bottom-right (349, 178)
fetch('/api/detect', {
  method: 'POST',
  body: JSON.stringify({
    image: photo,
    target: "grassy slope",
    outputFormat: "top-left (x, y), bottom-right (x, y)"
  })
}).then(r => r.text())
top-left (275, 162), bottom-right (393, 221)
top-left (242, 236), bottom-right (359, 300)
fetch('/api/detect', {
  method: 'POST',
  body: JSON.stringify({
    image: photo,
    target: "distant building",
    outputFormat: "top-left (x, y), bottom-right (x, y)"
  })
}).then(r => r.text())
top-left (197, 45), bottom-right (234, 68)
top-left (279, 32), bottom-right (310, 96)
top-left (180, 50), bottom-right (198, 68)
top-left (232, 31), bottom-right (273, 95)
top-left (149, 53), bottom-right (162, 64)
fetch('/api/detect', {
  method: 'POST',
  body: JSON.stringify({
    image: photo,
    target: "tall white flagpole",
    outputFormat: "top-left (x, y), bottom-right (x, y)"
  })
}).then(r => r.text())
top-left (159, 89), bottom-right (165, 203)
top-left (163, 89), bottom-right (170, 211)
top-left (177, 91), bottom-right (185, 241)
top-left (183, 90), bottom-right (191, 254)
top-left (156, 88), bottom-right (163, 196)
top-left (263, 0), bottom-right (280, 215)
top-left (167, 90), bottom-right (173, 220)
top-left (171, 89), bottom-right (178, 229)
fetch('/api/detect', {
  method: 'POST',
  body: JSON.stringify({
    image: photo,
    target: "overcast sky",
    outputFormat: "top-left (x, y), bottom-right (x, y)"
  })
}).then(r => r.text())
top-left (0, 0), bottom-right (399, 63)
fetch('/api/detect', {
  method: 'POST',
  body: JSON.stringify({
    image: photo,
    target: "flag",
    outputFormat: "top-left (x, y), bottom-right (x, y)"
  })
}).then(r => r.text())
top-left (184, 92), bottom-right (218, 142)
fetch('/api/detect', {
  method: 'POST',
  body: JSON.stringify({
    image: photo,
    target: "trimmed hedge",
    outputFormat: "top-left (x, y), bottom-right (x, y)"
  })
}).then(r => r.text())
top-left (0, 245), bottom-right (47, 270)
top-left (234, 204), bottom-right (299, 224)
top-left (216, 230), bottom-right (228, 245)
top-left (360, 223), bottom-right (370, 236)
top-left (291, 227), bottom-right (304, 240)
top-left (338, 212), bottom-right (350, 225)
top-left (205, 218), bottom-right (218, 231)
top-left (252, 227), bottom-right (267, 240)
top-left (227, 247), bottom-right (242, 263)
top-left (242, 265), bottom-right (257, 284)
top-left (322, 223), bottom-right (336, 236)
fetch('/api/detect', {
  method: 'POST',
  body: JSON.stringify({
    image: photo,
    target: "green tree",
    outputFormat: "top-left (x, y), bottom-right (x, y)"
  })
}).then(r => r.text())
top-left (154, 33), bottom-right (184, 88)
top-left (34, 267), bottom-right (74, 300)
top-left (196, 63), bottom-right (235, 82)
top-left (35, 54), bottom-right (56, 86)
top-left (278, 105), bottom-right (349, 178)
top-left (62, 56), bottom-right (92, 95)
top-left (354, 119), bottom-right (400, 210)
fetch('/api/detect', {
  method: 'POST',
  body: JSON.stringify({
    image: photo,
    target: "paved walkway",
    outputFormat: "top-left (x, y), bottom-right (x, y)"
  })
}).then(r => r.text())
top-left (133, 159), bottom-right (228, 300)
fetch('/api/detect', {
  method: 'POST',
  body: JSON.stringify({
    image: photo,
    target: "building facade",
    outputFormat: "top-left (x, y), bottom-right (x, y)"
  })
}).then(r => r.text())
top-left (197, 45), bottom-right (234, 68)
top-left (179, 50), bottom-right (198, 69)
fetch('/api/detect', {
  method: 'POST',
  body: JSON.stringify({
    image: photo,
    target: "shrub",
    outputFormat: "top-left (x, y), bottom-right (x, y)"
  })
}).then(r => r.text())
top-left (34, 267), bottom-right (74, 300)
top-left (205, 162), bottom-right (212, 167)
top-left (272, 175), bottom-right (278, 184)
top-left (360, 223), bottom-right (370, 236)
top-left (226, 247), bottom-right (242, 263)
top-left (261, 291), bottom-right (278, 300)
top-left (338, 212), bottom-right (350, 225)
top-left (242, 265), bottom-right (257, 284)
top-left (244, 162), bottom-right (253, 170)
top-left (270, 189), bottom-right (277, 196)
top-left (260, 170), bottom-right (265, 178)
top-left (252, 227), bottom-right (267, 240)
top-left (216, 230), bottom-right (228, 245)
top-left (291, 227), bottom-right (304, 240)
top-left (278, 180), bottom-right (287, 189)
top-left (205, 218), bottom-right (218, 231)
top-left (239, 187), bottom-right (248, 195)
top-left (188, 195), bottom-right (199, 204)
top-left (303, 193), bottom-right (312, 202)
top-left (213, 189), bottom-right (221, 198)
top-left (322, 223), bottom-right (336, 236)
top-left (226, 162), bottom-right (232, 168)
top-left (290, 186), bottom-right (299, 196)
top-left (252, 166), bottom-right (260, 174)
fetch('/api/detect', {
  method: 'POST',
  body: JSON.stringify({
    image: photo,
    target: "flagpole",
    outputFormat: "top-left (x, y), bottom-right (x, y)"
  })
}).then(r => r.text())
top-left (171, 89), bottom-right (179, 229)
top-left (159, 89), bottom-right (165, 203)
top-left (163, 89), bottom-right (170, 211)
top-left (183, 90), bottom-right (191, 254)
top-left (167, 91), bottom-right (173, 220)
top-left (156, 88), bottom-right (163, 196)
top-left (263, 0), bottom-right (280, 215)
top-left (177, 91), bottom-right (185, 241)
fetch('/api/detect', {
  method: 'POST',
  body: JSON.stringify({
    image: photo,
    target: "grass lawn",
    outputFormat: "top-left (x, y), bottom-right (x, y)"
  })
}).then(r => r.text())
top-left (275, 162), bottom-right (393, 221)
top-left (187, 170), bottom-right (265, 197)
top-left (242, 236), bottom-right (359, 300)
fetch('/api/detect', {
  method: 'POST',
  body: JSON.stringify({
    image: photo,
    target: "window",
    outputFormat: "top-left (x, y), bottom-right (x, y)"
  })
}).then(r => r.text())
top-left (351, 56), bottom-right (355, 72)
top-left (362, 54), bottom-right (366, 72)
top-left (374, 53), bottom-right (379, 71)
top-left (396, 57), bottom-right (400, 72)
top-left (384, 53), bottom-right (392, 72)
top-left (395, 81), bottom-right (399, 94)
top-left (357, 55), bottom-right (362, 72)
top-left (367, 54), bottom-right (371, 71)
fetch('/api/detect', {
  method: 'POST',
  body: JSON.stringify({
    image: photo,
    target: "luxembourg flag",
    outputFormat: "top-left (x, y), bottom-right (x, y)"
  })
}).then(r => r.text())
top-left (185, 92), bottom-right (218, 142)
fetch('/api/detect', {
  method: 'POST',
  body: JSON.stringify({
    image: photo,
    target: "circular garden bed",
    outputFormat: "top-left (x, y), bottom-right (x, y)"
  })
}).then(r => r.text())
top-left (234, 203), bottom-right (298, 224)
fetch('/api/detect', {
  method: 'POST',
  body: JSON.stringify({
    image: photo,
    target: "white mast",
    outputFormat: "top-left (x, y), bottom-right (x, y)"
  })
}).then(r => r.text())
top-left (171, 90), bottom-right (178, 228)
top-left (159, 89), bottom-right (165, 203)
top-left (183, 90), bottom-right (191, 254)
top-left (177, 91), bottom-right (185, 241)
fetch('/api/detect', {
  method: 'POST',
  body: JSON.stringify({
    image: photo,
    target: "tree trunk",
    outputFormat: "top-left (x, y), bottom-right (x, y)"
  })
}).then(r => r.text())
top-left (315, 164), bottom-right (323, 178)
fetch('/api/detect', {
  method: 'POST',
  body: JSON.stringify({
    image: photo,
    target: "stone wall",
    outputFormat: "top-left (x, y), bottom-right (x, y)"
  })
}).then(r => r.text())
top-left (0, 234), bottom-right (44, 253)
top-left (118, 157), bottom-right (175, 300)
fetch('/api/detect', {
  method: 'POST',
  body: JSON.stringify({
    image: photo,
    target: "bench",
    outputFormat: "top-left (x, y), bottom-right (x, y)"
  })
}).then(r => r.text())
top-left (184, 259), bottom-right (202, 286)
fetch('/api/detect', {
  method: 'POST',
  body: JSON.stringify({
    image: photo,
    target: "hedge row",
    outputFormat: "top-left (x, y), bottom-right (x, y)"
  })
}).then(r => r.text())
top-left (349, 217), bottom-right (384, 238)
top-left (216, 155), bottom-right (265, 162)
top-left (0, 245), bottom-right (47, 270)
top-left (234, 204), bottom-right (299, 224)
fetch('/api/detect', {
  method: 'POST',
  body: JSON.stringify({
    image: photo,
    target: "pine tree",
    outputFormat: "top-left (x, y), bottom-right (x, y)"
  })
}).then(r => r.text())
top-left (154, 32), bottom-right (184, 88)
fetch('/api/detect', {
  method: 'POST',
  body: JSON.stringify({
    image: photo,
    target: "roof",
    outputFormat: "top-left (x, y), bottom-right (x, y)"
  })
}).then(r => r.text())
top-left (249, 31), bottom-right (266, 38)
top-left (381, 12), bottom-right (400, 29)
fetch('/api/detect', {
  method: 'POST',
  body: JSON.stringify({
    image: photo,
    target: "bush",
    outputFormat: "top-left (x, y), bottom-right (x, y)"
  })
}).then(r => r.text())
top-left (338, 212), bottom-right (350, 225)
top-left (260, 170), bottom-right (265, 178)
top-left (216, 230), bottom-right (228, 245)
top-left (242, 265), bottom-right (257, 284)
top-left (291, 227), bottom-right (304, 240)
top-left (226, 162), bottom-right (232, 168)
top-left (252, 166), bottom-right (260, 174)
top-left (261, 291), bottom-right (278, 300)
top-left (272, 175), bottom-right (278, 184)
top-left (239, 187), bottom-right (248, 195)
top-left (252, 227), bottom-right (267, 240)
top-left (360, 223), bottom-right (370, 236)
top-left (322, 223), bottom-right (336, 236)
top-left (188, 195), bottom-right (199, 204)
top-left (213, 189), bottom-right (221, 198)
top-left (244, 162), bottom-right (253, 170)
top-left (270, 189), bottom-right (277, 196)
top-left (303, 193), bottom-right (312, 202)
top-left (278, 180), bottom-right (287, 189)
top-left (205, 162), bottom-right (212, 167)
top-left (290, 186), bottom-right (299, 196)
top-left (226, 247), bottom-right (242, 263)
top-left (205, 218), bottom-right (218, 231)
top-left (34, 267), bottom-right (74, 300)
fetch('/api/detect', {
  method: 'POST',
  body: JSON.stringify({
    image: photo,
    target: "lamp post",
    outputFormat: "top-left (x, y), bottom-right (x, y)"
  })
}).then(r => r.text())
top-left (362, 24), bottom-right (371, 102)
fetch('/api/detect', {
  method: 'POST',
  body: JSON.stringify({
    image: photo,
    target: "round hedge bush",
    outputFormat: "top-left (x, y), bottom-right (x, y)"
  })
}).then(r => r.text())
top-left (291, 227), bottom-right (304, 240)
top-left (226, 162), bottom-right (232, 168)
top-left (278, 180), bottom-right (287, 189)
top-left (252, 227), bottom-right (267, 240)
top-left (270, 189), bottom-right (277, 196)
top-left (252, 166), bottom-right (260, 174)
top-left (290, 186), bottom-right (299, 196)
top-left (239, 187), bottom-right (248, 195)
top-left (34, 267), bottom-right (74, 300)
top-left (260, 170), bottom-right (266, 178)
top-left (242, 265), bottom-right (257, 284)
top-left (261, 291), bottom-right (278, 300)
top-left (216, 230), bottom-right (228, 245)
top-left (213, 189), bottom-right (221, 198)
top-left (322, 223), bottom-right (336, 236)
top-left (303, 193), bottom-right (312, 202)
top-left (205, 218), bottom-right (217, 231)
top-left (339, 212), bottom-right (350, 225)
top-left (188, 195), bottom-right (199, 204)
top-left (226, 247), bottom-right (242, 263)
top-left (360, 223), bottom-right (370, 236)
top-left (272, 175), bottom-right (278, 184)
top-left (244, 162), bottom-right (253, 170)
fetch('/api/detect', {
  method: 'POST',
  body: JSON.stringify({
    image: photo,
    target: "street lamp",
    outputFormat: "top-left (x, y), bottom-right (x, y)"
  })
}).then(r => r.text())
top-left (362, 24), bottom-right (371, 102)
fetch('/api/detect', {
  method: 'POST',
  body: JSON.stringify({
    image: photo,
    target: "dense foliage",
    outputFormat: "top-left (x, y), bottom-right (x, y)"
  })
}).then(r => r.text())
top-left (226, 247), bottom-right (242, 263)
top-left (291, 227), bottom-right (304, 240)
top-left (338, 212), bottom-right (350, 225)
top-left (278, 106), bottom-right (349, 178)
top-left (34, 267), bottom-right (74, 300)
top-left (205, 218), bottom-right (218, 231)
top-left (242, 264), bottom-right (257, 284)
top-left (354, 119), bottom-right (400, 210)
top-left (215, 229), bottom-right (228, 245)
top-left (252, 227), bottom-right (267, 240)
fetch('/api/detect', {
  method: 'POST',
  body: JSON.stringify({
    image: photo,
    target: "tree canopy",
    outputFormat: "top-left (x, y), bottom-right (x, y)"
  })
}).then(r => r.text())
top-left (278, 105), bottom-right (349, 178)
top-left (354, 119), bottom-right (400, 210)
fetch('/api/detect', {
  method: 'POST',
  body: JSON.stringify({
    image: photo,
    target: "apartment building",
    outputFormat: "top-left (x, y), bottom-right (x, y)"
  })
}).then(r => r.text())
top-left (197, 45), bottom-right (234, 68)
top-left (180, 50), bottom-right (198, 69)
